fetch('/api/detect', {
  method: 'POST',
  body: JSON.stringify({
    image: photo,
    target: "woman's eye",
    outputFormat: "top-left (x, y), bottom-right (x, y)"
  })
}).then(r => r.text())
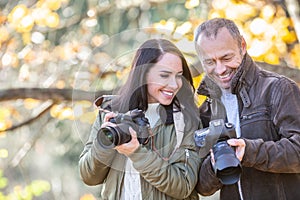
top-left (176, 74), bottom-right (183, 79)
top-left (160, 74), bottom-right (169, 78)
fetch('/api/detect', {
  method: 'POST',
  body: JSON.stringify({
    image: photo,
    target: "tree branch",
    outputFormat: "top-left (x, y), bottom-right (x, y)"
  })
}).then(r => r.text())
top-left (0, 88), bottom-right (113, 102)
top-left (1, 102), bottom-right (55, 132)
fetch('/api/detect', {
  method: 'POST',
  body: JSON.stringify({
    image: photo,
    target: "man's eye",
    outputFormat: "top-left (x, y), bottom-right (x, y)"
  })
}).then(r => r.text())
top-left (223, 57), bottom-right (232, 62)
top-left (205, 61), bottom-right (214, 66)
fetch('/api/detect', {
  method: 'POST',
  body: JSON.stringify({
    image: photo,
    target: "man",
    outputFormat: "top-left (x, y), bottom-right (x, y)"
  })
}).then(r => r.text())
top-left (194, 18), bottom-right (300, 200)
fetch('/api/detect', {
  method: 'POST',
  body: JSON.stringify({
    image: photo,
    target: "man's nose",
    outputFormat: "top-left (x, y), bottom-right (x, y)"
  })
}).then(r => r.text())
top-left (214, 60), bottom-right (226, 75)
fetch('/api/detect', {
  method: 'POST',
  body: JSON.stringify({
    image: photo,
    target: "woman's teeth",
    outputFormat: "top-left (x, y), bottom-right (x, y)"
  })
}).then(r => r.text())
top-left (162, 91), bottom-right (173, 96)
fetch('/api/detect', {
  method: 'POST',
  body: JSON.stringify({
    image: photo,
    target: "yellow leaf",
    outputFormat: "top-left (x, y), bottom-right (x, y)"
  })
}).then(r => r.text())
top-left (45, 12), bottom-right (60, 28)
top-left (264, 52), bottom-right (280, 65)
top-left (79, 111), bottom-right (97, 124)
top-left (46, 0), bottom-right (62, 11)
top-left (0, 149), bottom-right (8, 158)
top-left (24, 98), bottom-right (40, 110)
top-left (80, 194), bottom-right (96, 200)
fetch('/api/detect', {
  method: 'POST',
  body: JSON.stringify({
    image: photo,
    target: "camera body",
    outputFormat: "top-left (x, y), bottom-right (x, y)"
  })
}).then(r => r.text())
top-left (97, 109), bottom-right (150, 149)
top-left (194, 119), bottom-right (242, 185)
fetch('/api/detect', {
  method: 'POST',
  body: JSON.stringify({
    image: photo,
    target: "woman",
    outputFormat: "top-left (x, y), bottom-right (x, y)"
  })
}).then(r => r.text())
top-left (79, 39), bottom-right (202, 200)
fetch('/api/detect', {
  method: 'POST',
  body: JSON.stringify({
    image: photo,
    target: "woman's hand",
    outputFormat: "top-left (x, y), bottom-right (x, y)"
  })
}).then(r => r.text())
top-left (100, 112), bottom-right (117, 129)
top-left (114, 127), bottom-right (140, 156)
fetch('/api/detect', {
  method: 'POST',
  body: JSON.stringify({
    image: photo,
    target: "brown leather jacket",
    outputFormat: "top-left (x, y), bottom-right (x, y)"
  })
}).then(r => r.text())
top-left (196, 54), bottom-right (300, 200)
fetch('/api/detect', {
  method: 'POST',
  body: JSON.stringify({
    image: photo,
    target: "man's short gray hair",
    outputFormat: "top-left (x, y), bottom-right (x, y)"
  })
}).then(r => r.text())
top-left (194, 18), bottom-right (243, 48)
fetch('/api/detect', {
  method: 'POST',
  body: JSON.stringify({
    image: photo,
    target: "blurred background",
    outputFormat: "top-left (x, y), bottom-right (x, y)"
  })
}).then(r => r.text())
top-left (0, 0), bottom-right (300, 199)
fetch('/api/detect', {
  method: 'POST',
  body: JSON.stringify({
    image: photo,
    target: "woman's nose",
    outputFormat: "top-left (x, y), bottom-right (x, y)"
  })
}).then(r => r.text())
top-left (168, 76), bottom-right (180, 89)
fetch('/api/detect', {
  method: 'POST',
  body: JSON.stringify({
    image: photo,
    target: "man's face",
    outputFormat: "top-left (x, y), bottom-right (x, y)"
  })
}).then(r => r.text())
top-left (196, 27), bottom-right (246, 90)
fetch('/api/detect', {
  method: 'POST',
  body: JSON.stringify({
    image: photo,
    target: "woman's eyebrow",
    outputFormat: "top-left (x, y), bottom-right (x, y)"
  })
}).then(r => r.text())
top-left (159, 70), bottom-right (183, 73)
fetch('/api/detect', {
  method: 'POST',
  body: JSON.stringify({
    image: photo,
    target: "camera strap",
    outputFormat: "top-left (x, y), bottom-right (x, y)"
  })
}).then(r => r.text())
top-left (150, 109), bottom-right (185, 161)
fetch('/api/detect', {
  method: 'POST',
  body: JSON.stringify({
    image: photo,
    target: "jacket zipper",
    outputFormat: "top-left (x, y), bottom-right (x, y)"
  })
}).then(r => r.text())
top-left (238, 180), bottom-right (244, 200)
top-left (184, 149), bottom-right (189, 177)
top-left (241, 112), bottom-right (267, 120)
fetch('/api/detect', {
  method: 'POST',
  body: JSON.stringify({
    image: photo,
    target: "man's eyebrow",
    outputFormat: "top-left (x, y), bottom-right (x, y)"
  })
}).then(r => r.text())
top-left (203, 53), bottom-right (234, 61)
top-left (221, 53), bottom-right (234, 58)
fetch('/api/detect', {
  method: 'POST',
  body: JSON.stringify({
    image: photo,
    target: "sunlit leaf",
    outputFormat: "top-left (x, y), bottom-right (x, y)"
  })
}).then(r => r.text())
top-left (80, 194), bottom-right (97, 200)
top-left (260, 4), bottom-right (276, 21)
top-left (174, 22), bottom-right (192, 39)
top-left (153, 19), bottom-right (176, 36)
top-left (46, 0), bottom-right (62, 11)
top-left (185, 0), bottom-right (199, 9)
top-left (29, 180), bottom-right (51, 196)
top-left (0, 149), bottom-right (8, 159)
top-left (264, 52), bottom-right (280, 65)
top-left (17, 15), bottom-right (34, 33)
top-left (57, 107), bottom-right (74, 120)
top-left (79, 111), bottom-right (97, 124)
top-left (1, 52), bottom-right (19, 67)
top-left (250, 18), bottom-right (268, 35)
top-left (24, 98), bottom-right (41, 110)
top-left (212, 0), bottom-right (229, 10)
top-left (0, 26), bottom-right (9, 43)
top-left (0, 176), bottom-right (8, 189)
top-left (45, 12), bottom-right (60, 28)
top-left (56, 80), bottom-right (66, 89)
top-left (8, 4), bottom-right (29, 25)
top-left (22, 32), bottom-right (31, 45)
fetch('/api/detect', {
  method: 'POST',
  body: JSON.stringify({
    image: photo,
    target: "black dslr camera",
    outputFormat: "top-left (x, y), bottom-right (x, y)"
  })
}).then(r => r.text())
top-left (194, 119), bottom-right (242, 185)
top-left (97, 109), bottom-right (150, 149)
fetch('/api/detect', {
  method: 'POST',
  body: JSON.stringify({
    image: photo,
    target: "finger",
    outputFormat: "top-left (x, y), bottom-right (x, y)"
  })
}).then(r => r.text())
top-left (227, 138), bottom-right (239, 146)
top-left (128, 127), bottom-right (137, 139)
top-left (103, 112), bottom-right (116, 122)
top-left (100, 121), bottom-right (115, 128)
top-left (228, 138), bottom-right (246, 147)
top-left (210, 149), bottom-right (215, 166)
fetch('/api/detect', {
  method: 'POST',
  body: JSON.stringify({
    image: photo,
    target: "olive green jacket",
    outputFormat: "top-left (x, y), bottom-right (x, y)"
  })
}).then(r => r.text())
top-left (79, 100), bottom-right (201, 200)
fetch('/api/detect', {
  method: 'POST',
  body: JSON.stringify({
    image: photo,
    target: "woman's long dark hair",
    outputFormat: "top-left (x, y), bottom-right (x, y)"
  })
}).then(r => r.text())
top-left (111, 39), bottom-right (200, 129)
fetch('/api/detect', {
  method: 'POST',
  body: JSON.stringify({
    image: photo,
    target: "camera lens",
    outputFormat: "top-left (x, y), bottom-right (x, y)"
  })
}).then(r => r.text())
top-left (213, 141), bottom-right (242, 185)
top-left (97, 126), bottom-right (119, 149)
top-left (97, 124), bottom-right (132, 149)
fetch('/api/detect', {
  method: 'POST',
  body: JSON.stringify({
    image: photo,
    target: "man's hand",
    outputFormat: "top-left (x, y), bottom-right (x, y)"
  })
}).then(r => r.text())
top-left (227, 138), bottom-right (246, 161)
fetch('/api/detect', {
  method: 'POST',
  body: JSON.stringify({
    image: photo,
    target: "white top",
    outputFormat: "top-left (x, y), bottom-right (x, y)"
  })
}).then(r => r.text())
top-left (221, 90), bottom-right (241, 138)
top-left (120, 103), bottom-right (160, 200)
top-left (145, 103), bottom-right (160, 128)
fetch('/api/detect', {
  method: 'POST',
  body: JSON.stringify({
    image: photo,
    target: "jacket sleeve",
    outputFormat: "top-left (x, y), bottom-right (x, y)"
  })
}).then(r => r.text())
top-left (195, 155), bottom-right (222, 196)
top-left (128, 130), bottom-right (201, 199)
top-left (79, 113), bottom-right (117, 185)
top-left (242, 78), bottom-right (300, 173)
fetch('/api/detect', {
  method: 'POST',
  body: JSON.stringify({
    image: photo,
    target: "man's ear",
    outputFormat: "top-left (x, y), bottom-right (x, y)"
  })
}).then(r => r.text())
top-left (241, 36), bottom-right (247, 55)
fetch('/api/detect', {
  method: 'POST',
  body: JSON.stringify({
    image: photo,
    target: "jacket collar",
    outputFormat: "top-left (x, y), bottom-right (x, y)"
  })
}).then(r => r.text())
top-left (231, 53), bottom-right (257, 95)
top-left (197, 53), bottom-right (257, 107)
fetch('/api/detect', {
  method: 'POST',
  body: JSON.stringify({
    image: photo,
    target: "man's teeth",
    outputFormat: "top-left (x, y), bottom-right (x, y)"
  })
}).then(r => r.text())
top-left (219, 72), bottom-right (231, 79)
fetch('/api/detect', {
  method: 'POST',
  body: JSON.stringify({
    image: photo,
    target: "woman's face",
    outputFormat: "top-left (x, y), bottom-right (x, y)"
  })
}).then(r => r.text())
top-left (146, 52), bottom-right (183, 105)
